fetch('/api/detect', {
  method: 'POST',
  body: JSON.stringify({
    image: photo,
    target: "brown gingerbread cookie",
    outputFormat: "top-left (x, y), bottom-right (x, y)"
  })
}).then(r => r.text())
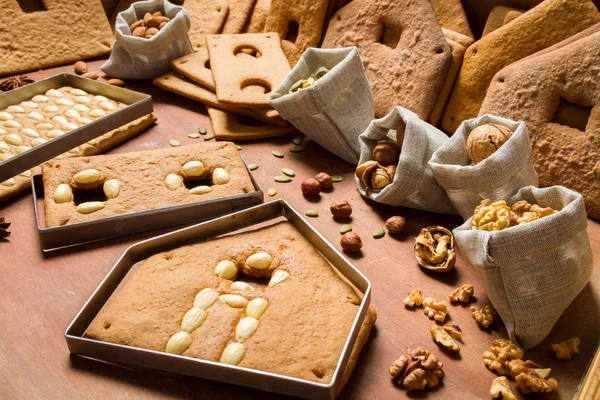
top-left (480, 31), bottom-right (600, 220)
top-left (208, 107), bottom-right (296, 141)
top-left (221, 0), bottom-right (257, 33)
top-left (441, 0), bottom-right (600, 133)
top-left (430, 0), bottom-right (473, 39)
top-left (481, 6), bottom-right (524, 37)
top-left (244, 0), bottom-right (270, 33)
top-left (183, 0), bottom-right (229, 50)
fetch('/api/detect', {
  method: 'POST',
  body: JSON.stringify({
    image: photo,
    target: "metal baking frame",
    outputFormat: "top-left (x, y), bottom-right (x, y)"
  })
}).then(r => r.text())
top-left (32, 162), bottom-right (263, 251)
top-left (65, 200), bottom-right (371, 400)
top-left (0, 73), bottom-right (153, 183)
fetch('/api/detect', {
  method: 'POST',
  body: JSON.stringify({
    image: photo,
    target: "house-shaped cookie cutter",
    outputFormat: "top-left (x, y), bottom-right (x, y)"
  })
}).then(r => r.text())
top-left (64, 199), bottom-right (371, 399)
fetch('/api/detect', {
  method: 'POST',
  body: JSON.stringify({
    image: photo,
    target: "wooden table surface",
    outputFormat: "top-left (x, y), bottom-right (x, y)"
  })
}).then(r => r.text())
top-left (0, 60), bottom-right (598, 400)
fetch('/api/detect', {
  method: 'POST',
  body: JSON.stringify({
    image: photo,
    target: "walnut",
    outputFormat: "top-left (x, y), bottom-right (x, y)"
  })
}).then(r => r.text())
top-left (515, 370), bottom-right (558, 394)
top-left (448, 284), bottom-right (474, 303)
top-left (471, 305), bottom-right (495, 328)
top-left (414, 226), bottom-right (456, 272)
top-left (507, 359), bottom-right (551, 380)
top-left (530, 204), bottom-right (556, 218)
top-left (472, 200), bottom-right (515, 231)
top-left (551, 337), bottom-right (580, 360)
top-left (388, 347), bottom-right (444, 390)
top-left (442, 324), bottom-right (463, 341)
top-left (431, 324), bottom-right (460, 352)
top-left (483, 339), bottom-right (524, 376)
top-left (511, 201), bottom-right (556, 225)
top-left (510, 200), bottom-right (531, 217)
top-left (516, 211), bottom-right (538, 225)
top-left (423, 297), bottom-right (449, 323)
top-left (490, 376), bottom-right (517, 400)
top-left (466, 123), bottom-right (513, 164)
top-left (403, 288), bottom-right (423, 307)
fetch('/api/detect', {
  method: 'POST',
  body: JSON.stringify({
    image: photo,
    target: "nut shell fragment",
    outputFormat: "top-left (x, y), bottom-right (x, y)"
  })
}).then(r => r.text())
top-left (414, 226), bottom-right (455, 272)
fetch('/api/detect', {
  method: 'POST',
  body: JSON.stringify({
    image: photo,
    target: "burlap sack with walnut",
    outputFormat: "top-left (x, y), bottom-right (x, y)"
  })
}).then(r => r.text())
top-left (453, 186), bottom-right (593, 349)
top-left (429, 115), bottom-right (538, 219)
top-left (101, 0), bottom-right (193, 80)
top-left (356, 107), bottom-right (457, 215)
top-left (269, 47), bottom-right (374, 165)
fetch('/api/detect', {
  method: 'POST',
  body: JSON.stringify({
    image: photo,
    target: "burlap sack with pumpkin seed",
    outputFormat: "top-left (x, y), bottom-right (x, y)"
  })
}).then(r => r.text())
top-left (356, 106), bottom-right (457, 214)
top-left (269, 47), bottom-right (373, 164)
top-left (429, 115), bottom-right (538, 219)
top-left (453, 186), bottom-right (593, 349)
top-left (101, 0), bottom-right (193, 80)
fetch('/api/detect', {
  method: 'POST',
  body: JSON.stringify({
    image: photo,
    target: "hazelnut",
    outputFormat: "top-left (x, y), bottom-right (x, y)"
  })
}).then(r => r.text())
top-left (340, 232), bottom-right (362, 252)
top-left (385, 216), bottom-right (405, 234)
top-left (314, 172), bottom-right (333, 189)
top-left (385, 164), bottom-right (396, 177)
top-left (330, 200), bottom-right (352, 219)
top-left (370, 167), bottom-right (391, 190)
top-left (373, 141), bottom-right (400, 166)
top-left (301, 178), bottom-right (321, 196)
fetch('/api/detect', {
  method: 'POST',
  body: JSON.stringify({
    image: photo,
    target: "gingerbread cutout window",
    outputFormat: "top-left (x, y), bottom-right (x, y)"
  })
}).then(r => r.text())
top-left (284, 19), bottom-right (300, 44)
top-left (17, 0), bottom-right (46, 12)
top-left (72, 187), bottom-right (107, 206)
top-left (551, 96), bottom-right (592, 132)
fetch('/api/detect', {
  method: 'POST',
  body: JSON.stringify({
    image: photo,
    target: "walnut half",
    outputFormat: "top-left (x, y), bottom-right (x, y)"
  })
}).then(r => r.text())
top-left (423, 297), bottom-right (449, 323)
top-left (472, 200), bottom-right (514, 231)
top-left (403, 288), bottom-right (423, 307)
top-left (483, 339), bottom-right (524, 377)
top-left (448, 284), bottom-right (474, 303)
top-left (471, 305), bottom-right (495, 328)
top-left (490, 376), bottom-right (517, 400)
top-left (551, 337), bottom-right (580, 360)
top-left (389, 347), bottom-right (444, 390)
top-left (414, 226), bottom-right (456, 272)
top-left (431, 324), bottom-right (460, 352)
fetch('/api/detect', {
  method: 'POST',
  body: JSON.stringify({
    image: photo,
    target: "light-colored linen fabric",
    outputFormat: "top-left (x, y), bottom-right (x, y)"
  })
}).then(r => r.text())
top-left (453, 186), bottom-right (593, 349)
top-left (270, 47), bottom-right (373, 164)
top-left (101, 0), bottom-right (193, 80)
top-left (356, 106), bottom-right (457, 214)
top-left (430, 115), bottom-right (538, 219)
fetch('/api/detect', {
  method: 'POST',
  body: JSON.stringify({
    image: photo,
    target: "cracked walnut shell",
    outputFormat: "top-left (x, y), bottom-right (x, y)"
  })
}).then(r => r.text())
top-left (490, 376), bottom-right (517, 400)
top-left (471, 305), bottom-right (495, 328)
top-left (448, 284), bottom-right (474, 303)
top-left (472, 200), bottom-right (514, 231)
top-left (414, 226), bottom-right (455, 272)
top-left (431, 324), bottom-right (460, 352)
top-left (403, 288), bottom-right (423, 307)
top-left (466, 123), bottom-right (513, 164)
top-left (388, 347), bottom-right (444, 390)
top-left (483, 339), bottom-right (524, 377)
top-left (551, 337), bottom-right (580, 360)
top-left (423, 297), bottom-right (449, 323)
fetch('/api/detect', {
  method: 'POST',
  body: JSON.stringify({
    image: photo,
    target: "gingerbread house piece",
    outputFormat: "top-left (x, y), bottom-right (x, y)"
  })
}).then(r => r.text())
top-left (480, 30), bottom-right (600, 220)
top-left (322, 0), bottom-right (452, 120)
top-left (0, 0), bottom-right (114, 76)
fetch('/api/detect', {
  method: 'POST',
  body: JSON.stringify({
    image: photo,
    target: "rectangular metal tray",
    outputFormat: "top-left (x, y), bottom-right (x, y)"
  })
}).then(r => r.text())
top-left (32, 161), bottom-right (263, 251)
top-left (0, 73), bottom-right (153, 183)
top-left (65, 200), bottom-right (371, 400)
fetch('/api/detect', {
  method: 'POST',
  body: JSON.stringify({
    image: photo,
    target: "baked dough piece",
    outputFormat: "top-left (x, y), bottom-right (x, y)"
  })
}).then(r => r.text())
top-left (183, 0), bottom-right (229, 50)
top-left (207, 107), bottom-right (296, 140)
top-left (481, 6), bottom-right (524, 37)
top-left (442, 0), bottom-right (600, 133)
top-left (429, 0), bottom-right (473, 39)
top-left (480, 31), bottom-right (600, 220)
top-left (86, 221), bottom-right (376, 385)
top-left (322, 0), bottom-right (452, 120)
top-left (221, 0), bottom-right (257, 34)
top-left (244, 0), bottom-right (270, 33)
top-left (42, 142), bottom-right (254, 227)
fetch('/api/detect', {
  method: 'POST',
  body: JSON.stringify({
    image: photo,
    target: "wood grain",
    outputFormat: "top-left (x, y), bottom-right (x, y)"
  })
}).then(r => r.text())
top-left (0, 60), bottom-right (598, 400)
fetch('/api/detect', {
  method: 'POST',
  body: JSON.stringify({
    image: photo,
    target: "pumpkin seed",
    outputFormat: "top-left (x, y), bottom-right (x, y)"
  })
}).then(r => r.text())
top-left (332, 175), bottom-right (343, 182)
top-left (248, 164), bottom-right (258, 171)
top-left (270, 93), bottom-right (283, 100)
top-left (305, 210), bottom-right (319, 217)
top-left (293, 136), bottom-right (303, 145)
top-left (188, 133), bottom-right (200, 139)
top-left (169, 139), bottom-right (180, 147)
top-left (340, 224), bottom-right (352, 234)
top-left (198, 127), bottom-right (207, 134)
top-left (282, 168), bottom-right (295, 177)
top-left (373, 229), bottom-right (385, 238)
top-left (272, 150), bottom-right (284, 158)
top-left (267, 188), bottom-right (277, 196)
top-left (204, 133), bottom-right (214, 140)
top-left (289, 145), bottom-right (305, 153)
top-left (274, 175), bottom-right (292, 183)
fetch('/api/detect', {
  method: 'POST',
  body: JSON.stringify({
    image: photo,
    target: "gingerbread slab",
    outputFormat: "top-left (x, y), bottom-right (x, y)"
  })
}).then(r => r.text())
top-left (65, 199), bottom-right (373, 399)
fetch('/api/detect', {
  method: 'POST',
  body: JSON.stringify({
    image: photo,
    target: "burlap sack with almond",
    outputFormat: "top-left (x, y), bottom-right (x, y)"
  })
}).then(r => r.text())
top-left (453, 186), bottom-right (593, 349)
top-left (355, 106), bottom-right (457, 214)
top-left (101, 0), bottom-right (193, 80)
top-left (429, 115), bottom-right (538, 219)
top-left (270, 47), bottom-right (373, 164)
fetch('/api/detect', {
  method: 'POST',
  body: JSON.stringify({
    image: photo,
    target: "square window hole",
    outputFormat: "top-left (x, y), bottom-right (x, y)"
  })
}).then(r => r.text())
top-left (17, 0), bottom-right (46, 12)
top-left (284, 19), bottom-right (299, 44)
top-left (379, 23), bottom-right (401, 49)
top-left (184, 177), bottom-right (212, 190)
top-left (73, 187), bottom-right (106, 206)
top-left (551, 96), bottom-right (592, 132)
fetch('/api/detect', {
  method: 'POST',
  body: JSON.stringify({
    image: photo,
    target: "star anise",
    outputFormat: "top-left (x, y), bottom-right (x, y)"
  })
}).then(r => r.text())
top-left (0, 217), bottom-right (10, 238)
top-left (0, 75), bottom-right (35, 92)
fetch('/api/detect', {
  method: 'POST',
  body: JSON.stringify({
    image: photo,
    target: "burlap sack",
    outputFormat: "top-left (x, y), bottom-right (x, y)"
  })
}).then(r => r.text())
top-left (101, 0), bottom-right (193, 80)
top-left (356, 107), bottom-right (457, 214)
top-left (453, 186), bottom-right (593, 349)
top-left (269, 47), bottom-right (374, 165)
top-left (429, 115), bottom-right (538, 219)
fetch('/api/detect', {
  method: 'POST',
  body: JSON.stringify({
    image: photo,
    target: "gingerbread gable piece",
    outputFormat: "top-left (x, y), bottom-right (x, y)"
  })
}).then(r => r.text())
top-left (480, 30), bottom-right (600, 220)
top-left (0, 0), bottom-right (114, 76)
top-left (322, 0), bottom-right (452, 120)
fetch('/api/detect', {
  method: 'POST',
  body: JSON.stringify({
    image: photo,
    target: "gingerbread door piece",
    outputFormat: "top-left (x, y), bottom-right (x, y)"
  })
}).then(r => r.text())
top-left (322, 0), bottom-right (452, 120)
top-left (0, 0), bottom-right (114, 76)
top-left (480, 30), bottom-right (600, 220)
top-left (263, 0), bottom-right (330, 66)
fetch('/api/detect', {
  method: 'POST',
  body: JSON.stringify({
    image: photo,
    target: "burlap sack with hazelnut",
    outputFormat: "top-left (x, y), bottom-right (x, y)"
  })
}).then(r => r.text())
top-left (101, 0), bottom-right (193, 80)
top-left (429, 115), bottom-right (538, 219)
top-left (356, 106), bottom-right (456, 214)
top-left (270, 47), bottom-right (374, 164)
top-left (453, 186), bottom-right (593, 349)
